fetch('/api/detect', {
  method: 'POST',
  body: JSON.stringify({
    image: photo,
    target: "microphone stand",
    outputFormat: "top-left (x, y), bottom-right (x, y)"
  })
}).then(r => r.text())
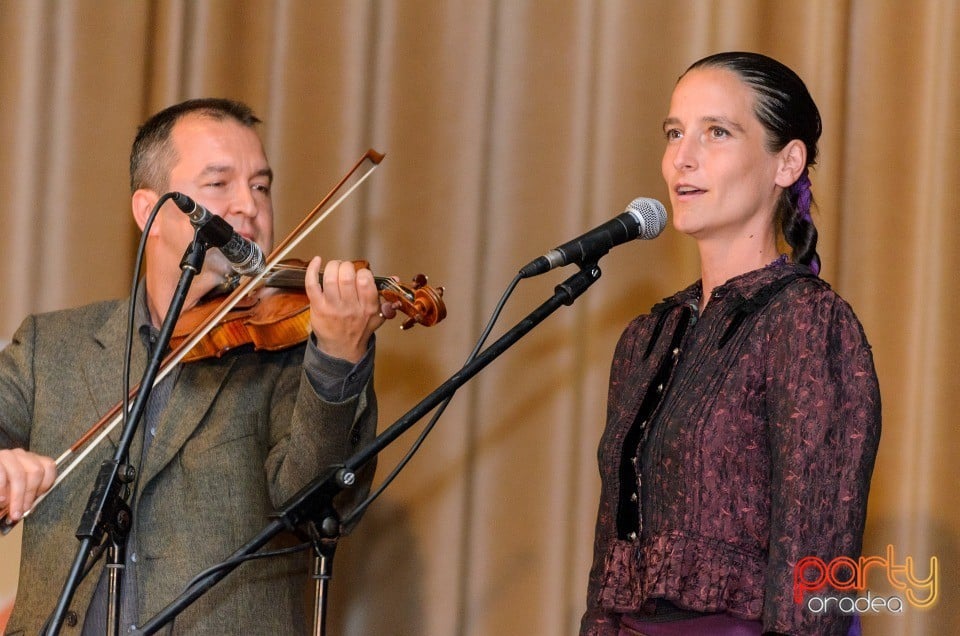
top-left (44, 240), bottom-right (209, 636)
top-left (134, 263), bottom-right (603, 636)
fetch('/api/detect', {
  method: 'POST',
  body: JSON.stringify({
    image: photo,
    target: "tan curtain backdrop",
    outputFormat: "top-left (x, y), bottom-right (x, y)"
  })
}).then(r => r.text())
top-left (1, 1), bottom-right (956, 634)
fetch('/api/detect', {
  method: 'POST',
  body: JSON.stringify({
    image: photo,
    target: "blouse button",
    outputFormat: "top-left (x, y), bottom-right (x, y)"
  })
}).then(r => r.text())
top-left (656, 383), bottom-right (664, 393)
top-left (630, 493), bottom-right (638, 502)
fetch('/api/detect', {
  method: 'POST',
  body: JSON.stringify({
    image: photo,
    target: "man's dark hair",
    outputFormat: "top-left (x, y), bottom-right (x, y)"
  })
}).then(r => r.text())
top-left (129, 98), bottom-right (261, 194)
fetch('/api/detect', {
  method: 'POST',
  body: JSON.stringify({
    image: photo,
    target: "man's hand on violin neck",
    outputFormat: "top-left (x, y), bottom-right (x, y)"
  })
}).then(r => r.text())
top-left (0, 447), bottom-right (57, 521)
top-left (305, 257), bottom-right (390, 364)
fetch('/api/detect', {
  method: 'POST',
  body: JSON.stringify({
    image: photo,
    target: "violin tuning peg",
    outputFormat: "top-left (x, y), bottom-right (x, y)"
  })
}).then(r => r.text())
top-left (411, 273), bottom-right (428, 289)
top-left (400, 317), bottom-right (418, 330)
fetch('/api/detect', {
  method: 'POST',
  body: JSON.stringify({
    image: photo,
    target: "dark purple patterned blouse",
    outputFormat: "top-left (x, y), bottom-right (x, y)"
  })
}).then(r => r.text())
top-left (580, 260), bottom-right (881, 635)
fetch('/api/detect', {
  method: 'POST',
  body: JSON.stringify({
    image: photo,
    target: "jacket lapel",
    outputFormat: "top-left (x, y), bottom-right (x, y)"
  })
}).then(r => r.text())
top-left (86, 299), bottom-right (148, 465)
top-left (137, 354), bottom-right (237, 488)
top-left (84, 295), bottom-right (238, 489)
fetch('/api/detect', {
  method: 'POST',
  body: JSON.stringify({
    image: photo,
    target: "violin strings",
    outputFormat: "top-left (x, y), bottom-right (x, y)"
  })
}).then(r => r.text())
top-left (375, 277), bottom-right (416, 303)
top-left (262, 263), bottom-right (416, 303)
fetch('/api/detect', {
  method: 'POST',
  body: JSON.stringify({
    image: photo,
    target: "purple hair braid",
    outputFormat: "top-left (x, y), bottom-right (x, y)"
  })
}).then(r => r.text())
top-left (790, 169), bottom-right (819, 275)
top-left (792, 169), bottom-right (813, 224)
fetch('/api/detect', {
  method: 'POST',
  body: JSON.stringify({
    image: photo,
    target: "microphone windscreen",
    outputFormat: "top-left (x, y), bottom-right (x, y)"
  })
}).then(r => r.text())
top-left (626, 197), bottom-right (668, 239)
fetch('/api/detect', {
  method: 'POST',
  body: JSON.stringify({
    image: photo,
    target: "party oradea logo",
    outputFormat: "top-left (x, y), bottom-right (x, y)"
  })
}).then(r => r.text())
top-left (793, 545), bottom-right (938, 615)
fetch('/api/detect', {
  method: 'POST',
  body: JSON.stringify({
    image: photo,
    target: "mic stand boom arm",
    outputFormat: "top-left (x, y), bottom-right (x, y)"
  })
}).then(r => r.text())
top-left (134, 263), bottom-right (603, 635)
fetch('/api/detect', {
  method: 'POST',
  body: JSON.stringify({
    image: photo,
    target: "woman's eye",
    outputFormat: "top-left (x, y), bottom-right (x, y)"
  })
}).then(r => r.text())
top-left (709, 126), bottom-right (729, 139)
top-left (664, 128), bottom-right (682, 141)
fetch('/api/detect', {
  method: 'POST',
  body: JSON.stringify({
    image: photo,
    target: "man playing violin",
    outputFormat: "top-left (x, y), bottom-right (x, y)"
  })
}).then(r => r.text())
top-left (0, 98), bottom-right (395, 634)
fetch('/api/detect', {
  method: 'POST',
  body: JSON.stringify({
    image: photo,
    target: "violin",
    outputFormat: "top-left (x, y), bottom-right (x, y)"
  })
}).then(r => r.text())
top-left (171, 259), bottom-right (446, 362)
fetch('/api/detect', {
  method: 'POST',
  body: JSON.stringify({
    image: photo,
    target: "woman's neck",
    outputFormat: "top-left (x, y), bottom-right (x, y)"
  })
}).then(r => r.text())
top-left (696, 235), bottom-right (780, 311)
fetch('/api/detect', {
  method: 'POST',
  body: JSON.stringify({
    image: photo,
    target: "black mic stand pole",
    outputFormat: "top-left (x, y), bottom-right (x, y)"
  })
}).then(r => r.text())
top-left (309, 500), bottom-right (338, 636)
top-left (135, 263), bottom-right (604, 636)
top-left (44, 240), bottom-right (208, 636)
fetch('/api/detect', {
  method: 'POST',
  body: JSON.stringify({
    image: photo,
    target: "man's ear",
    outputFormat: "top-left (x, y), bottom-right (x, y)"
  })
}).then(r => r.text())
top-left (132, 189), bottom-right (160, 234)
top-left (775, 139), bottom-right (807, 188)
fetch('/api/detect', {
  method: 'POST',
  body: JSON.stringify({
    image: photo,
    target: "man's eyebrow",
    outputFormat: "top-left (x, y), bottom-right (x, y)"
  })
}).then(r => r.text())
top-left (198, 164), bottom-right (232, 177)
top-left (254, 167), bottom-right (274, 184)
top-left (198, 164), bottom-right (274, 184)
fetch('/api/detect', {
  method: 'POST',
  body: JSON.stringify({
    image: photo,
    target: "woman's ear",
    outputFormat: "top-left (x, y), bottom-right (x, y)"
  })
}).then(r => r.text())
top-left (775, 139), bottom-right (807, 188)
top-left (131, 189), bottom-right (159, 234)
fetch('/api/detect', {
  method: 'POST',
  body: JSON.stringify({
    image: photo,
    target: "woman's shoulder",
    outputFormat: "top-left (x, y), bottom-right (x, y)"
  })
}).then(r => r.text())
top-left (772, 268), bottom-right (861, 316)
top-left (725, 261), bottom-right (855, 318)
top-left (763, 269), bottom-right (873, 351)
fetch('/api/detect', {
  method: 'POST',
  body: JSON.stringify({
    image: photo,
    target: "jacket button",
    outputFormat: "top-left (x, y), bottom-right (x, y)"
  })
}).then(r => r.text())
top-left (627, 531), bottom-right (637, 541)
top-left (65, 610), bottom-right (78, 627)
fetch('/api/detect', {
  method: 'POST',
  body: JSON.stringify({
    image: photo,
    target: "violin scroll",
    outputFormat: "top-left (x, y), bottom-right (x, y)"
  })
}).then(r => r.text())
top-left (379, 273), bottom-right (446, 330)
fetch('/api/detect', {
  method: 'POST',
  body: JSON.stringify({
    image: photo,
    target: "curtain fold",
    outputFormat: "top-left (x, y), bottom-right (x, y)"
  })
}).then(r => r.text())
top-left (1, 1), bottom-right (956, 633)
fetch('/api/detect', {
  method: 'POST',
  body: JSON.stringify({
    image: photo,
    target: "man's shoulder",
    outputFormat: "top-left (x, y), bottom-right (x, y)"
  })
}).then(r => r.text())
top-left (15, 298), bottom-right (127, 350)
top-left (31, 297), bottom-right (126, 327)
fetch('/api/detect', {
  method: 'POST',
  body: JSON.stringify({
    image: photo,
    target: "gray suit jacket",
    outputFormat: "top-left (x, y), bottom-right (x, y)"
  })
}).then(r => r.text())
top-left (0, 297), bottom-right (377, 634)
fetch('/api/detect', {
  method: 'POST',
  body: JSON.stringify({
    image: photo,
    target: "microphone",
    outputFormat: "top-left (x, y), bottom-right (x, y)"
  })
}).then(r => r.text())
top-left (170, 192), bottom-right (266, 276)
top-left (518, 197), bottom-right (667, 278)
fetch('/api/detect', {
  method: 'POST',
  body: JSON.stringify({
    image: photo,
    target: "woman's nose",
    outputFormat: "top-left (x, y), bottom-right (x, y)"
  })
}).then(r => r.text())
top-left (672, 137), bottom-right (698, 171)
